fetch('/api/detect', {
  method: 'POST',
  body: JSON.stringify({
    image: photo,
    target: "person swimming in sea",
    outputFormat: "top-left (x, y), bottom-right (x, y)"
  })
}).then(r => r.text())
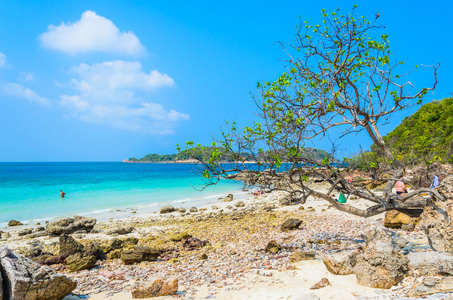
top-left (60, 190), bottom-right (66, 198)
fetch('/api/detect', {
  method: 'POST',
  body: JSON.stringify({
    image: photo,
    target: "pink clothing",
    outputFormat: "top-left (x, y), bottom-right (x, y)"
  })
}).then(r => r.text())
top-left (395, 180), bottom-right (406, 192)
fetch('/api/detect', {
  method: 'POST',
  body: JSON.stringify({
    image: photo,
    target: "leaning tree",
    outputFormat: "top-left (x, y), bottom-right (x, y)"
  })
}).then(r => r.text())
top-left (180, 6), bottom-right (442, 217)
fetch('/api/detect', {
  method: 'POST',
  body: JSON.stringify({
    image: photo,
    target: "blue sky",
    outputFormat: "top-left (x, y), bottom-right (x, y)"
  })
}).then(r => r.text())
top-left (0, 0), bottom-right (452, 161)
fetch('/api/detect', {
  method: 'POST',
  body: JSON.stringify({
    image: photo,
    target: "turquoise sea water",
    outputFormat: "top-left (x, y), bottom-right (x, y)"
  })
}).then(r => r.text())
top-left (0, 162), bottom-right (244, 227)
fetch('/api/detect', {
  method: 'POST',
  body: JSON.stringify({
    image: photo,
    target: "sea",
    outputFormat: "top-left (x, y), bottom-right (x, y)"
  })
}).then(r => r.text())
top-left (0, 162), bottom-right (246, 228)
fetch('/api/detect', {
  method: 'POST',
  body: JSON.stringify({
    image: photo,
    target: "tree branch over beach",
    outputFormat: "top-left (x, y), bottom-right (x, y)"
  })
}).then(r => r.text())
top-left (179, 6), bottom-right (441, 218)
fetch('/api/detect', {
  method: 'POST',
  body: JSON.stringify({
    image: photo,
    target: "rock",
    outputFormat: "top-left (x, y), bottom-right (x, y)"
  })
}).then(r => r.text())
top-left (189, 207), bottom-right (198, 213)
top-left (408, 251), bottom-right (453, 276)
top-left (354, 228), bottom-right (409, 289)
top-left (235, 201), bottom-right (245, 208)
top-left (199, 208), bottom-right (207, 212)
top-left (105, 226), bottom-right (134, 235)
top-left (84, 242), bottom-right (105, 260)
top-left (160, 205), bottom-right (175, 214)
top-left (289, 251), bottom-right (315, 263)
top-left (170, 232), bottom-right (192, 242)
top-left (28, 231), bottom-right (48, 238)
top-left (107, 249), bottom-right (123, 260)
top-left (408, 276), bottom-right (453, 297)
top-left (131, 277), bottom-right (178, 298)
top-left (59, 234), bottom-right (84, 256)
top-left (22, 240), bottom-right (44, 258)
top-left (323, 250), bottom-right (359, 275)
top-left (8, 220), bottom-right (23, 226)
top-left (35, 226), bottom-right (45, 232)
top-left (46, 216), bottom-right (96, 236)
top-left (420, 200), bottom-right (453, 253)
top-left (310, 278), bottom-right (331, 290)
top-left (178, 207), bottom-right (186, 213)
top-left (199, 253), bottom-right (208, 260)
top-left (384, 210), bottom-right (420, 228)
top-left (183, 237), bottom-right (209, 249)
top-left (211, 205), bottom-right (219, 210)
top-left (280, 218), bottom-right (302, 231)
top-left (65, 252), bottom-right (97, 272)
top-left (0, 245), bottom-right (76, 299)
top-left (121, 246), bottom-right (160, 265)
top-left (18, 228), bottom-right (33, 236)
top-left (3, 232), bottom-right (11, 239)
top-left (265, 240), bottom-right (281, 253)
top-left (101, 238), bottom-right (124, 253)
top-left (223, 194), bottom-right (233, 202)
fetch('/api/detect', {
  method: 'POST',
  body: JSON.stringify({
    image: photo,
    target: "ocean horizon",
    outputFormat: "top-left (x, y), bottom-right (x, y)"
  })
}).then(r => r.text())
top-left (0, 162), bottom-right (245, 228)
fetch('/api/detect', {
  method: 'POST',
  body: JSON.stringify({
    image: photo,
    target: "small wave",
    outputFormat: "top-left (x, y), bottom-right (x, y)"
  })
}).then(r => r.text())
top-left (202, 193), bottom-right (226, 199)
top-left (136, 203), bottom-right (159, 208)
top-left (79, 208), bottom-right (112, 216)
top-left (171, 198), bottom-right (191, 203)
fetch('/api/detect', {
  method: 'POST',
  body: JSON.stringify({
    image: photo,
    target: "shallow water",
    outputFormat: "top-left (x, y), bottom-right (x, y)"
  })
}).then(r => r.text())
top-left (0, 162), bottom-right (244, 227)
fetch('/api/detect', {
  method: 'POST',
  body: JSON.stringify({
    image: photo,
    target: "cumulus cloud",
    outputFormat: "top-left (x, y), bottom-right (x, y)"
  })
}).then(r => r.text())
top-left (0, 83), bottom-right (49, 105)
top-left (39, 10), bottom-right (145, 56)
top-left (0, 52), bottom-right (6, 67)
top-left (60, 60), bottom-right (189, 134)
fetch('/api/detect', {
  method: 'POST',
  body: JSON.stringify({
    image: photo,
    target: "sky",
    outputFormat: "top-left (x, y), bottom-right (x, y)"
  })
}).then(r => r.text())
top-left (0, 0), bottom-right (452, 162)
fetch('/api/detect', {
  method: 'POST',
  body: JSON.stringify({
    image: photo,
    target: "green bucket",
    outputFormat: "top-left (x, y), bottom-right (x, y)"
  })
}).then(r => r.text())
top-left (338, 192), bottom-right (347, 203)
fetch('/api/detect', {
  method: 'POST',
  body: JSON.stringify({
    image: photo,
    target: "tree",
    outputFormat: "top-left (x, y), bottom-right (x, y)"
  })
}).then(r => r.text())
top-left (180, 6), bottom-right (442, 217)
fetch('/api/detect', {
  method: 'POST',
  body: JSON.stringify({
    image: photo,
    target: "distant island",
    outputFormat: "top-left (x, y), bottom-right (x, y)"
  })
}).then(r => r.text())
top-left (123, 146), bottom-right (336, 163)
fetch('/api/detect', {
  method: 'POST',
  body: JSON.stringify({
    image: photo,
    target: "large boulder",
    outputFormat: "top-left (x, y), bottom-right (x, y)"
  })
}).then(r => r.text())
top-left (280, 218), bottom-right (302, 232)
top-left (65, 252), bottom-right (97, 272)
top-left (354, 228), bottom-right (409, 289)
top-left (131, 277), bottom-right (178, 298)
top-left (0, 245), bottom-right (76, 300)
top-left (121, 246), bottom-right (160, 265)
top-left (105, 226), bottom-right (134, 235)
top-left (323, 250), bottom-right (360, 275)
top-left (59, 234), bottom-right (84, 256)
top-left (160, 205), bottom-right (175, 214)
top-left (408, 251), bottom-right (453, 276)
top-left (8, 220), bottom-right (23, 226)
top-left (384, 210), bottom-right (420, 229)
top-left (46, 216), bottom-right (96, 236)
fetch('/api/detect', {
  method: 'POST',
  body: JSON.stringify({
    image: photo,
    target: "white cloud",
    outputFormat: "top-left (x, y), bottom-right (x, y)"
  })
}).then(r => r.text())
top-left (18, 72), bottom-right (35, 81)
top-left (60, 60), bottom-right (188, 134)
top-left (0, 52), bottom-right (6, 67)
top-left (39, 10), bottom-right (145, 56)
top-left (0, 83), bottom-right (49, 105)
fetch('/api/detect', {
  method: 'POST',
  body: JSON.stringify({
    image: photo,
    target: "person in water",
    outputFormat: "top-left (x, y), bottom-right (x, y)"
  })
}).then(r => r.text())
top-left (60, 190), bottom-right (66, 198)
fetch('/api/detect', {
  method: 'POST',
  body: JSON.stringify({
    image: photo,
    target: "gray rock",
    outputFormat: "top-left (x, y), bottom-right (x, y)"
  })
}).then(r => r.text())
top-left (65, 252), bottom-right (97, 272)
top-left (35, 226), bottom-right (45, 232)
top-left (46, 215), bottom-right (96, 236)
top-left (234, 201), bottom-right (245, 208)
top-left (121, 245), bottom-right (160, 265)
top-left (408, 251), bottom-right (453, 276)
top-left (280, 218), bottom-right (302, 231)
top-left (105, 226), bottom-right (134, 235)
top-left (409, 276), bottom-right (453, 296)
top-left (0, 245), bottom-right (76, 300)
top-left (354, 228), bottom-right (409, 289)
top-left (223, 194), bottom-right (233, 202)
top-left (189, 207), bottom-right (198, 213)
top-left (178, 207), bottom-right (187, 213)
top-left (28, 231), bottom-right (48, 238)
top-left (8, 220), bottom-right (23, 226)
top-left (323, 250), bottom-right (359, 275)
top-left (18, 228), bottom-right (33, 236)
top-left (160, 205), bottom-right (175, 214)
top-left (59, 234), bottom-right (84, 256)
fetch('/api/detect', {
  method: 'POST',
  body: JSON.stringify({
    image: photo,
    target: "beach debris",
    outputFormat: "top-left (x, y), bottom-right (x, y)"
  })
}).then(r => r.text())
top-left (408, 251), bottom-right (453, 276)
top-left (189, 206), bottom-right (198, 212)
top-left (408, 276), bottom-right (453, 297)
top-left (223, 194), bottom-right (233, 202)
top-left (323, 250), bottom-right (359, 275)
top-left (131, 277), bottom-right (178, 298)
top-left (310, 277), bottom-right (331, 289)
top-left (234, 201), bottom-right (245, 207)
top-left (265, 240), bottom-right (281, 253)
top-left (289, 251), bottom-right (315, 263)
top-left (160, 205), bottom-right (176, 214)
top-left (105, 226), bottom-right (134, 235)
top-left (65, 252), bottom-right (97, 272)
top-left (280, 218), bottom-right (302, 232)
top-left (46, 216), bottom-right (96, 236)
top-left (0, 245), bottom-right (76, 299)
top-left (17, 228), bottom-right (33, 236)
top-left (8, 220), bottom-right (23, 226)
top-left (121, 245), bottom-right (160, 265)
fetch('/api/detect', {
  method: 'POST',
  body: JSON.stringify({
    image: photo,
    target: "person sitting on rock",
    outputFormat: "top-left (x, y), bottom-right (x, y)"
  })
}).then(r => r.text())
top-left (395, 178), bottom-right (407, 196)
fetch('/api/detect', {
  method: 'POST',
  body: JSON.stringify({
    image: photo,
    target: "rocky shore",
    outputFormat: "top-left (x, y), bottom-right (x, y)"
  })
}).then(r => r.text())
top-left (1, 167), bottom-right (453, 299)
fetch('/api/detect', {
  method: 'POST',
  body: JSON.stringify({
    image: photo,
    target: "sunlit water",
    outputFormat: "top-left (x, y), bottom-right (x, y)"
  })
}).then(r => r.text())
top-left (0, 162), bottom-right (245, 228)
